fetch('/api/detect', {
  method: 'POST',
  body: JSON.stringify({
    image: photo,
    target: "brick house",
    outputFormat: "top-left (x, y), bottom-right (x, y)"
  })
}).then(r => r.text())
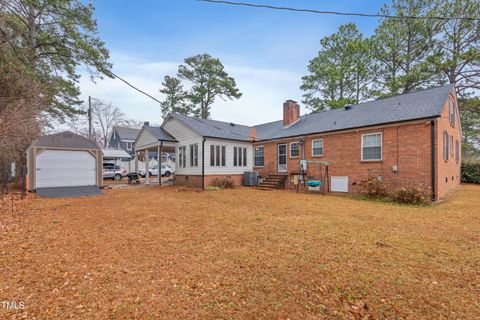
top-left (135, 84), bottom-right (461, 200)
top-left (253, 84), bottom-right (461, 200)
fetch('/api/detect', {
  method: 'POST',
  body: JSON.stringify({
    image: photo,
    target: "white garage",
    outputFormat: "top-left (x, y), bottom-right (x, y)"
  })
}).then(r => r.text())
top-left (26, 131), bottom-right (103, 196)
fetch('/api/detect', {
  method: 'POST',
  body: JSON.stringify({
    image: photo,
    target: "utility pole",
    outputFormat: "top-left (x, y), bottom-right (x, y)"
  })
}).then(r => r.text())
top-left (88, 96), bottom-right (93, 140)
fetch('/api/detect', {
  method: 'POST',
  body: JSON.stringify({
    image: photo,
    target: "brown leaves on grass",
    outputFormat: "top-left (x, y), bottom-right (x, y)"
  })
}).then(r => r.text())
top-left (0, 185), bottom-right (479, 319)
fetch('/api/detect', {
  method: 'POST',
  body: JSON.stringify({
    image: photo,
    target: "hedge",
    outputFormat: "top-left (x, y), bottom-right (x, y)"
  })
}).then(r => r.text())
top-left (461, 161), bottom-right (480, 184)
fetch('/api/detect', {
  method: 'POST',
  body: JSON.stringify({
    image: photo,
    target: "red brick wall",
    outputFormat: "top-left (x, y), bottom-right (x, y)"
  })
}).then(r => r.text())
top-left (254, 120), bottom-right (435, 196)
top-left (435, 91), bottom-right (462, 199)
top-left (175, 174), bottom-right (244, 188)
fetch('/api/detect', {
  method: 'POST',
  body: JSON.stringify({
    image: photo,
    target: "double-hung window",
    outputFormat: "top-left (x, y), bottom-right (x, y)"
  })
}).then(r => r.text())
top-left (178, 146), bottom-right (186, 168)
top-left (312, 139), bottom-right (324, 156)
top-left (443, 131), bottom-right (448, 161)
top-left (455, 139), bottom-right (460, 162)
top-left (449, 135), bottom-right (454, 157)
top-left (190, 144), bottom-right (198, 167)
top-left (290, 142), bottom-right (299, 158)
top-left (210, 145), bottom-right (226, 167)
top-left (234, 147), bottom-right (247, 166)
top-left (254, 146), bottom-right (264, 167)
top-left (126, 142), bottom-right (133, 150)
top-left (361, 133), bottom-right (382, 161)
top-left (449, 96), bottom-right (456, 127)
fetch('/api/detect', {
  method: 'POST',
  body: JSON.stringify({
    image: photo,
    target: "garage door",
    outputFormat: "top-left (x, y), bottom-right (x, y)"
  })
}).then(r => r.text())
top-left (36, 150), bottom-right (96, 188)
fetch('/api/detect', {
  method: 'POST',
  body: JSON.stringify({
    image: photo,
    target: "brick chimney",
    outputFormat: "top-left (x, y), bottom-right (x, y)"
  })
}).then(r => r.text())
top-left (283, 100), bottom-right (300, 127)
top-left (248, 127), bottom-right (256, 141)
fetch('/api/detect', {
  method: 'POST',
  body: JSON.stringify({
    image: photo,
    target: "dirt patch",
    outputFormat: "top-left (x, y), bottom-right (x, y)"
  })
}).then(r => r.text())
top-left (1, 185), bottom-right (479, 319)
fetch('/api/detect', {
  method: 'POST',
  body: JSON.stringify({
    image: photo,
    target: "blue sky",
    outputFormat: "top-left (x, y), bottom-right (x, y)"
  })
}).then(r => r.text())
top-left (78, 0), bottom-right (387, 126)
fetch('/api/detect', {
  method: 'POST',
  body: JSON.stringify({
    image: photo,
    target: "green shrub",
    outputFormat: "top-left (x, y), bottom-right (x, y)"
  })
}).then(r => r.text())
top-left (210, 177), bottom-right (235, 189)
top-left (461, 161), bottom-right (480, 184)
top-left (393, 184), bottom-right (431, 205)
top-left (361, 175), bottom-right (389, 198)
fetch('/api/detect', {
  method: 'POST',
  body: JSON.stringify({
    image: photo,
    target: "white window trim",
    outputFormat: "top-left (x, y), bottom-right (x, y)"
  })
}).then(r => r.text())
top-left (312, 139), bottom-right (324, 157)
top-left (254, 145), bottom-right (265, 168)
top-left (126, 142), bottom-right (133, 150)
top-left (361, 132), bottom-right (383, 161)
top-left (289, 142), bottom-right (300, 158)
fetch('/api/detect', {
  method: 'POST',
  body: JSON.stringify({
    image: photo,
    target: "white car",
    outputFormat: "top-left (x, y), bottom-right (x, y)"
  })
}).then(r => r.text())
top-left (138, 164), bottom-right (173, 178)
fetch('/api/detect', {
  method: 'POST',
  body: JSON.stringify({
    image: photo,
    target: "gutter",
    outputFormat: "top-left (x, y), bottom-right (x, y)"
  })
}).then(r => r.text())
top-left (202, 137), bottom-right (206, 190)
top-left (431, 120), bottom-right (436, 202)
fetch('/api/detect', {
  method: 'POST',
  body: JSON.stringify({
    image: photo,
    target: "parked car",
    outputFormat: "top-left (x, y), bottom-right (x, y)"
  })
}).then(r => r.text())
top-left (103, 163), bottom-right (127, 181)
top-left (138, 164), bottom-right (173, 178)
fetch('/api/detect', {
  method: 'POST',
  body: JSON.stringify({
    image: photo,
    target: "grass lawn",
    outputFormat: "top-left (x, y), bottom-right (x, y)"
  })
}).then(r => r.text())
top-left (1, 185), bottom-right (479, 319)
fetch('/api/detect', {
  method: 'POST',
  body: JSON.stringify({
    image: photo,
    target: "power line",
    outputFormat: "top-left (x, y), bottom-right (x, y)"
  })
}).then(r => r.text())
top-left (198, 0), bottom-right (480, 22)
top-left (93, 62), bottom-right (162, 104)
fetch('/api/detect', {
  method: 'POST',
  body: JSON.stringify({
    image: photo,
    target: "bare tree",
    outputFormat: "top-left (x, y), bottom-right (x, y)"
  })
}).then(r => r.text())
top-left (90, 100), bottom-right (126, 148)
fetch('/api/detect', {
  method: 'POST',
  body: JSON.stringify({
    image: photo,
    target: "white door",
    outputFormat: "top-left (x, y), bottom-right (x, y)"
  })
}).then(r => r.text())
top-left (277, 144), bottom-right (287, 173)
top-left (331, 176), bottom-right (349, 192)
top-left (36, 150), bottom-right (96, 188)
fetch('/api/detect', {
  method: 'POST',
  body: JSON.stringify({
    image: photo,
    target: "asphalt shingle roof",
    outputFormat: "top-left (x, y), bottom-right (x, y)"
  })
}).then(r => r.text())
top-left (113, 127), bottom-right (141, 140)
top-left (162, 85), bottom-right (453, 142)
top-left (145, 126), bottom-right (178, 142)
top-left (171, 113), bottom-right (252, 141)
top-left (254, 84), bottom-right (453, 141)
top-left (30, 131), bottom-right (100, 149)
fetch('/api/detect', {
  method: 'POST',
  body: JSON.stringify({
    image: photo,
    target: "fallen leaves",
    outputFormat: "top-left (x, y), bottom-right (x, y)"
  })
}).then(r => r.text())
top-left (0, 185), bottom-right (479, 319)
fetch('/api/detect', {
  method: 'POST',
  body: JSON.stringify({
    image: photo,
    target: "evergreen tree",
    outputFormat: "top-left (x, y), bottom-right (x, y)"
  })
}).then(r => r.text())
top-left (159, 76), bottom-right (190, 118)
top-left (300, 23), bottom-right (373, 112)
top-left (178, 53), bottom-right (242, 119)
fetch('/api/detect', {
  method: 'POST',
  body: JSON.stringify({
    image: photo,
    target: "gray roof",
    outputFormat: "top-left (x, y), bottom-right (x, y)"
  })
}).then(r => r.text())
top-left (30, 131), bottom-right (100, 150)
top-left (254, 84), bottom-right (453, 141)
top-left (145, 125), bottom-right (178, 142)
top-left (113, 127), bottom-right (140, 140)
top-left (171, 113), bottom-right (251, 141)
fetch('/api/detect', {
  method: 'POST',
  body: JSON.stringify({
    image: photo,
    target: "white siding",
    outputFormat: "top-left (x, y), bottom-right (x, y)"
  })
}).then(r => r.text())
top-left (163, 118), bottom-right (203, 175)
top-left (204, 138), bottom-right (253, 175)
top-left (134, 128), bottom-right (158, 150)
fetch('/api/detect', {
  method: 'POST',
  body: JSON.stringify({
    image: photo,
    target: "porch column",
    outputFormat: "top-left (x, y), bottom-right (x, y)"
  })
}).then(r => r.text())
top-left (134, 150), bottom-right (139, 173)
top-left (145, 150), bottom-right (150, 185)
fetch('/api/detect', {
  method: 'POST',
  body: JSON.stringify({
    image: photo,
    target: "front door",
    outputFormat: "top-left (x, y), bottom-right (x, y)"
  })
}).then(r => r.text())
top-left (277, 144), bottom-right (287, 173)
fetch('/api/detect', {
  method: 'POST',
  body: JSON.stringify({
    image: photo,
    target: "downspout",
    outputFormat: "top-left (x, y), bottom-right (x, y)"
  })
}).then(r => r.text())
top-left (159, 141), bottom-right (163, 186)
top-left (431, 120), bottom-right (436, 202)
top-left (202, 138), bottom-right (206, 190)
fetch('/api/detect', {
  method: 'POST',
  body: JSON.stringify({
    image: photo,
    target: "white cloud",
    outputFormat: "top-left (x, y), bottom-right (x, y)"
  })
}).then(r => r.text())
top-left (78, 51), bottom-right (305, 126)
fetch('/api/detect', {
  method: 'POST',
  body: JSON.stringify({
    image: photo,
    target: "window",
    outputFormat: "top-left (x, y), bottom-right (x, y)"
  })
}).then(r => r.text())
top-left (126, 142), bottom-right (133, 150)
top-left (210, 145), bottom-right (217, 166)
top-left (178, 146), bottom-right (186, 168)
top-left (455, 139), bottom-right (460, 162)
top-left (290, 142), bottom-right (299, 158)
top-left (254, 146), bottom-right (264, 167)
top-left (234, 147), bottom-right (247, 167)
top-left (449, 135), bottom-right (454, 157)
top-left (312, 139), bottom-right (324, 156)
top-left (443, 131), bottom-right (448, 161)
top-left (190, 144), bottom-right (198, 167)
top-left (448, 96), bottom-right (456, 127)
top-left (361, 133), bottom-right (382, 161)
top-left (210, 144), bottom-right (226, 167)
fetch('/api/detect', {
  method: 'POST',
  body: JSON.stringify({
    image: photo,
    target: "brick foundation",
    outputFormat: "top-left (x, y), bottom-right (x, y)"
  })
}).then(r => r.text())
top-left (175, 174), bottom-right (244, 188)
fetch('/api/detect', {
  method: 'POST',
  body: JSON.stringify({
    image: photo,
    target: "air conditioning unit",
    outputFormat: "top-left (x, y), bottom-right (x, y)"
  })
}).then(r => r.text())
top-left (243, 171), bottom-right (259, 186)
